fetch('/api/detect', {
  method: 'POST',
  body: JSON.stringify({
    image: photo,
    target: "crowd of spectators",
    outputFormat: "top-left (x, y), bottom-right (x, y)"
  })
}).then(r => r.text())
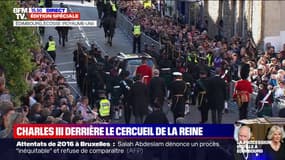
top-left (118, 0), bottom-right (285, 117)
top-left (2, 1), bottom-right (285, 139)
top-left (118, 0), bottom-right (256, 73)
top-left (0, 43), bottom-right (98, 138)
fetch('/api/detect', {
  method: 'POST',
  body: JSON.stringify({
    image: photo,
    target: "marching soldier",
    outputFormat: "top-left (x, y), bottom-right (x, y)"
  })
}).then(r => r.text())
top-left (233, 63), bottom-right (253, 120)
top-left (196, 70), bottom-right (208, 123)
top-left (119, 71), bottom-right (133, 124)
top-left (182, 67), bottom-right (194, 115)
top-left (186, 51), bottom-right (199, 105)
top-left (169, 72), bottom-right (187, 123)
top-left (221, 65), bottom-right (231, 114)
top-left (87, 61), bottom-right (98, 107)
top-left (109, 68), bottom-right (122, 120)
top-left (45, 36), bottom-right (56, 62)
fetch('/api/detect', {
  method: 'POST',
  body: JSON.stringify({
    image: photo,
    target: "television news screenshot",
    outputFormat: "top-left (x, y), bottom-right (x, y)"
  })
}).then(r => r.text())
top-left (1, 0), bottom-right (285, 160)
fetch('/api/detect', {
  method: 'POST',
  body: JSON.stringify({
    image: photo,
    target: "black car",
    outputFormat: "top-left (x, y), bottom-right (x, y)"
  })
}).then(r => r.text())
top-left (109, 52), bottom-right (157, 78)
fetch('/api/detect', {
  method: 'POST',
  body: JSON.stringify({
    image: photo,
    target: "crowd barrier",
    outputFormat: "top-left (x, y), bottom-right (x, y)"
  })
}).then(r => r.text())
top-left (116, 11), bottom-right (161, 55)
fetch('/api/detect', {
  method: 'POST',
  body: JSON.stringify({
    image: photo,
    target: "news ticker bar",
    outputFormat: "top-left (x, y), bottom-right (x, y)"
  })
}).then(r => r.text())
top-left (13, 20), bottom-right (97, 27)
top-left (13, 124), bottom-right (234, 139)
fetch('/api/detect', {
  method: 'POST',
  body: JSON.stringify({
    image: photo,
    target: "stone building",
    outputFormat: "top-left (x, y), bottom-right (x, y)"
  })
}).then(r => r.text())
top-left (174, 0), bottom-right (285, 51)
top-left (203, 0), bottom-right (261, 48)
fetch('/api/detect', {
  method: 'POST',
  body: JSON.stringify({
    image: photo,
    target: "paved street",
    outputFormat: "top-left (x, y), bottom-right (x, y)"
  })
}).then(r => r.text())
top-left (41, 0), bottom-right (245, 124)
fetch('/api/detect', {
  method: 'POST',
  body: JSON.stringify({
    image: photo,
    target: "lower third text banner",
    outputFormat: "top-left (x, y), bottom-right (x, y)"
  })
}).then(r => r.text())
top-left (13, 124), bottom-right (234, 139)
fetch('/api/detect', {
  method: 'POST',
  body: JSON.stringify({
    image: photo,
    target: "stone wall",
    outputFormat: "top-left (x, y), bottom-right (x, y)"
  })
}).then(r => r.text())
top-left (263, 1), bottom-right (285, 51)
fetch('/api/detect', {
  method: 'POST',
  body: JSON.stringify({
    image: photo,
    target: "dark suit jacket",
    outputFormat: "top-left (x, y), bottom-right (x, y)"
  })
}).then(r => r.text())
top-left (149, 77), bottom-right (166, 101)
top-left (129, 81), bottom-right (149, 116)
top-left (207, 76), bottom-right (227, 110)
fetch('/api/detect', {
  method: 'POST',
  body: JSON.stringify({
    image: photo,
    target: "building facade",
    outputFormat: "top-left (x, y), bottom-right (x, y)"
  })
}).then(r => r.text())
top-left (175, 0), bottom-right (285, 51)
top-left (203, 0), bottom-right (263, 49)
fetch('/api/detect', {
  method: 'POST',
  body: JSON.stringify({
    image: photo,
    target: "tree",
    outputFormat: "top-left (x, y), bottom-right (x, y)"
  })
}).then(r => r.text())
top-left (0, 1), bottom-right (39, 102)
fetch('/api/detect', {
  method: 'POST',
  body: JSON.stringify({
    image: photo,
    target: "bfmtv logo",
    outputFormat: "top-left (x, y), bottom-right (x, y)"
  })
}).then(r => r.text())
top-left (13, 8), bottom-right (31, 20)
top-left (13, 8), bottom-right (67, 20)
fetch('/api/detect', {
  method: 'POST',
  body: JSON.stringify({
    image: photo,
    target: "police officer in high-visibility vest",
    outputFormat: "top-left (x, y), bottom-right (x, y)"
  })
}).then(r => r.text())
top-left (133, 21), bottom-right (141, 53)
top-left (96, 90), bottom-right (111, 122)
top-left (45, 36), bottom-right (56, 62)
top-left (187, 51), bottom-right (198, 64)
top-left (143, 0), bottom-right (152, 9)
top-left (109, 0), bottom-right (117, 18)
top-left (206, 52), bottom-right (214, 68)
top-left (38, 0), bottom-right (45, 7)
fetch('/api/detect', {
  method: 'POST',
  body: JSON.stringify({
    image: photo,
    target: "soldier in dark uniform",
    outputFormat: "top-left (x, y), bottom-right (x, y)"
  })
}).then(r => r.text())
top-left (77, 48), bottom-right (88, 92)
top-left (87, 60), bottom-right (98, 107)
top-left (186, 52), bottom-right (200, 106)
top-left (160, 68), bottom-right (172, 89)
top-left (169, 72), bottom-right (187, 123)
top-left (88, 62), bottom-right (106, 103)
top-left (196, 70), bottom-right (209, 123)
top-left (109, 66), bottom-right (122, 120)
top-left (183, 67), bottom-right (195, 115)
top-left (119, 71), bottom-right (133, 124)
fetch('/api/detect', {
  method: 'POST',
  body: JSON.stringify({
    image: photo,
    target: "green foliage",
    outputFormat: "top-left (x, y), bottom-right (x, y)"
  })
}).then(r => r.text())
top-left (0, 1), bottom-right (39, 101)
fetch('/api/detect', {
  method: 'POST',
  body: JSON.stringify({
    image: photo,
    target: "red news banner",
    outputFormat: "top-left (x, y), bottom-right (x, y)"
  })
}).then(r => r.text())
top-left (28, 12), bottom-right (80, 20)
